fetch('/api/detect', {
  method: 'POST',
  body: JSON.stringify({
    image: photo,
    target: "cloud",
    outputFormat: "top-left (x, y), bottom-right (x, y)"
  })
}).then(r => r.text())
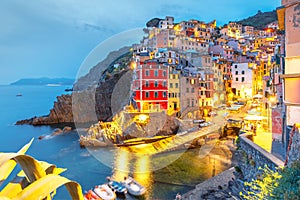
top-left (0, 0), bottom-right (281, 84)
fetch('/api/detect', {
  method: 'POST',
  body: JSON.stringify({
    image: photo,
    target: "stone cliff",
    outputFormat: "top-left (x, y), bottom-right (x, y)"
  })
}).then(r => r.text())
top-left (16, 94), bottom-right (73, 125)
top-left (16, 69), bottom-right (130, 125)
top-left (16, 46), bottom-right (132, 126)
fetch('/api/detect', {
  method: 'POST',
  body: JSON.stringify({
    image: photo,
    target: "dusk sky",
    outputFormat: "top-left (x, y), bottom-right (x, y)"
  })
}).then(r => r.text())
top-left (0, 0), bottom-right (281, 84)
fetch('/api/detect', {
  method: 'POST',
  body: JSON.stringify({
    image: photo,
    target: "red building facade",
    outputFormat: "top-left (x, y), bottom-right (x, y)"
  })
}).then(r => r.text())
top-left (132, 61), bottom-right (169, 111)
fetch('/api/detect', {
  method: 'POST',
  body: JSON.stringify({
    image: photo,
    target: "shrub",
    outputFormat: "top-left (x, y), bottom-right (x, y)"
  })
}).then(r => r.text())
top-left (241, 160), bottom-right (300, 200)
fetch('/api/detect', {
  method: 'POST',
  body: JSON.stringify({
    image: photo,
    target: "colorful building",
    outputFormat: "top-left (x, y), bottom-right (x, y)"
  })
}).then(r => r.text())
top-left (168, 65), bottom-right (181, 114)
top-left (277, 0), bottom-right (300, 144)
top-left (132, 60), bottom-right (169, 111)
top-left (231, 63), bottom-right (253, 99)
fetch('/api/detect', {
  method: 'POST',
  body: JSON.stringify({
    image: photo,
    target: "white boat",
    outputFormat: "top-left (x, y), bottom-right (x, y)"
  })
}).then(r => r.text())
top-left (121, 176), bottom-right (146, 196)
top-left (93, 184), bottom-right (116, 200)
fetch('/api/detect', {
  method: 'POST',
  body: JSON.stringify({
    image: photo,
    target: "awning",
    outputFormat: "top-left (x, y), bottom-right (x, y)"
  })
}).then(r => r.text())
top-left (276, 6), bottom-right (285, 31)
top-left (244, 115), bottom-right (267, 121)
top-left (253, 94), bottom-right (263, 99)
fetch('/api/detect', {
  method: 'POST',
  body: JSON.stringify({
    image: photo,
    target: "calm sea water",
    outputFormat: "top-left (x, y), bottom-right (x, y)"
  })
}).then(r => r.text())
top-left (0, 85), bottom-right (234, 200)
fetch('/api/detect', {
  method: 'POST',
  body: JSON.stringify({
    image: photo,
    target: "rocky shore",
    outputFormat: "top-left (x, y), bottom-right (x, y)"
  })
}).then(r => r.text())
top-left (16, 94), bottom-right (73, 125)
top-left (16, 47), bottom-right (132, 126)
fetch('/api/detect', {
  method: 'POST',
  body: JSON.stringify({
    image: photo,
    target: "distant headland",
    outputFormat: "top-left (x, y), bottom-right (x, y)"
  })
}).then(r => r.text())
top-left (10, 77), bottom-right (75, 86)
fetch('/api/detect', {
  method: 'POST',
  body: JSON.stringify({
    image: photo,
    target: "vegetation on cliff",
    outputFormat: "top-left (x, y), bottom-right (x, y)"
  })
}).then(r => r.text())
top-left (146, 17), bottom-right (162, 28)
top-left (236, 10), bottom-right (277, 30)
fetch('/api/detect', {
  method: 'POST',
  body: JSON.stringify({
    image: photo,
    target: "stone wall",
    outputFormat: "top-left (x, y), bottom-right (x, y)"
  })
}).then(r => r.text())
top-left (285, 124), bottom-right (300, 166)
top-left (236, 133), bottom-right (284, 182)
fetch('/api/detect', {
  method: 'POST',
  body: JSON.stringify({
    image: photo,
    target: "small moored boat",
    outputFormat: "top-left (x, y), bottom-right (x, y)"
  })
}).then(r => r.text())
top-left (93, 184), bottom-right (116, 200)
top-left (107, 178), bottom-right (127, 195)
top-left (84, 189), bottom-right (101, 200)
top-left (121, 176), bottom-right (146, 196)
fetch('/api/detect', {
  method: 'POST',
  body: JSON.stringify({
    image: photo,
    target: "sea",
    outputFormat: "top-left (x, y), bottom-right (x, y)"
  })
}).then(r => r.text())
top-left (0, 85), bottom-right (234, 200)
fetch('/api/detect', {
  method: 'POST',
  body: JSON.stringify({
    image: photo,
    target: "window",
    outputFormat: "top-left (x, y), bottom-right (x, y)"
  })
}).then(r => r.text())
top-left (145, 81), bottom-right (149, 87)
top-left (163, 71), bottom-right (167, 77)
top-left (235, 71), bottom-right (238, 75)
top-left (145, 92), bottom-right (149, 98)
top-left (191, 88), bottom-right (194, 93)
top-left (175, 83), bottom-right (179, 88)
top-left (242, 77), bottom-right (245, 82)
top-left (154, 70), bottom-right (158, 76)
top-left (145, 70), bottom-right (149, 76)
top-left (163, 81), bottom-right (167, 87)
top-left (235, 65), bottom-right (237, 68)
top-left (242, 70), bottom-right (245, 75)
top-left (186, 88), bottom-right (189, 93)
top-left (163, 92), bottom-right (167, 98)
top-left (170, 83), bottom-right (173, 88)
top-left (155, 81), bottom-right (158, 87)
top-left (236, 77), bottom-right (239, 81)
top-left (154, 92), bottom-right (158, 98)
top-left (190, 79), bottom-right (195, 84)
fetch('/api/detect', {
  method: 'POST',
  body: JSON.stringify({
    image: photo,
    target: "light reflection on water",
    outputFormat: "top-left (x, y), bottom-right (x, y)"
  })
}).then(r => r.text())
top-left (104, 138), bottom-right (234, 200)
top-left (112, 148), bottom-right (153, 199)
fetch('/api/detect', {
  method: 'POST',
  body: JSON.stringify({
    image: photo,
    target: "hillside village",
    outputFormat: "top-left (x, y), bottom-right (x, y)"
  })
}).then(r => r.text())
top-left (128, 16), bottom-right (283, 138)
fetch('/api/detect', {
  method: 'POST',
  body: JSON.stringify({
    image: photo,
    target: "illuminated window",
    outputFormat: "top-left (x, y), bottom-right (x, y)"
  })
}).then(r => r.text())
top-left (191, 79), bottom-right (195, 84)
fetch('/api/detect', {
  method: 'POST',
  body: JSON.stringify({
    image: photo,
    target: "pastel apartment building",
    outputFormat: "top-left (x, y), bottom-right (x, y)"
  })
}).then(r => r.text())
top-left (231, 63), bottom-right (253, 98)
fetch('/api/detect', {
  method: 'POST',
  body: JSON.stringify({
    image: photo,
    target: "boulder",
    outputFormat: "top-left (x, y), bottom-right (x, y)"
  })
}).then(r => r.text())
top-left (52, 128), bottom-right (63, 135)
top-left (63, 126), bottom-right (72, 133)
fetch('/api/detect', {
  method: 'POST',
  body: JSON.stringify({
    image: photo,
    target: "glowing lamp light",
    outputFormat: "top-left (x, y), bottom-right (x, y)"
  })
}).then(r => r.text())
top-left (130, 61), bottom-right (137, 70)
top-left (134, 114), bottom-right (150, 125)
